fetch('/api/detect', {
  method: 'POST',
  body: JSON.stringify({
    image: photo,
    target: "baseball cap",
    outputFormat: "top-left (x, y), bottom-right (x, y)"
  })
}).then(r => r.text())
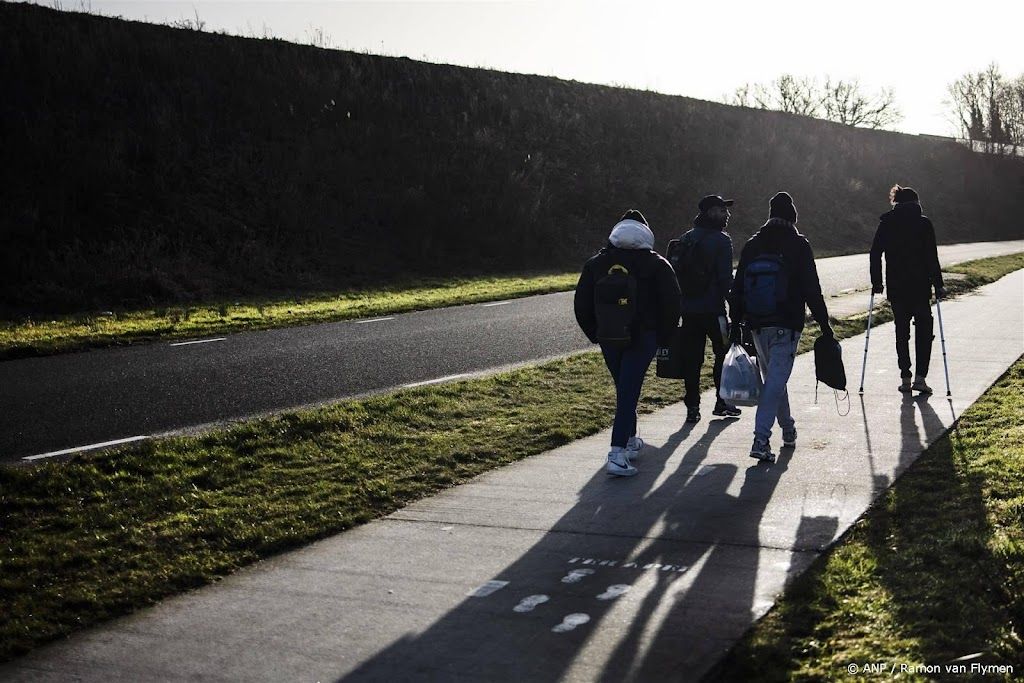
top-left (698, 195), bottom-right (735, 212)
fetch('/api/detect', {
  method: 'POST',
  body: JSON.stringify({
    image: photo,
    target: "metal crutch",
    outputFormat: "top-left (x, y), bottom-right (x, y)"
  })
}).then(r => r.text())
top-left (935, 297), bottom-right (952, 397)
top-left (858, 292), bottom-right (875, 394)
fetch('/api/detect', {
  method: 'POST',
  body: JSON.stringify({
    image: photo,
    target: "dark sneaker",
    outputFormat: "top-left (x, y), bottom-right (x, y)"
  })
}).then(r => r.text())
top-left (749, 439), bottom-right (776, 463)
top-left (912, 377), bottom-right (933, 394)
top-left (898, 378), bottom-right (913, 393)
top-left (713, 402), bottom-right (742, 418)
top-left (685, 406), bottom-right (701, 424)
top-left (782, 427), bottom-right (797, 448)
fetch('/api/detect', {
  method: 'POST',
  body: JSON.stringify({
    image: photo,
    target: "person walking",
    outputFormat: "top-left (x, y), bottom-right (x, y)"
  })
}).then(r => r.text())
top-left (729, 192), bottom-right (833, 463)
top-left (869, 185), bottom-right (945, 394)
top-left (669, 194), bottom-right (742, 424)
top-left (575, 210), bottom-right (681, 476)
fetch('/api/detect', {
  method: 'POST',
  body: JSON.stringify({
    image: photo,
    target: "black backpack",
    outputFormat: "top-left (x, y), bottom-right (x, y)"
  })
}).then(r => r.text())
top-left (743, 253), bottom-right (789, 324)
top-left (594, 262), bottom-right (638, 349)
top-left (667, 233), bottom-right (712, 296)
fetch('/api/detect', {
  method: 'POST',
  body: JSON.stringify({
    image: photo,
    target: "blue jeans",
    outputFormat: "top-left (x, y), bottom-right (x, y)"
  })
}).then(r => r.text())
top-left (751, 327), bottom-right (800, 443)
top-left (600, 331), bottom-right (658, 448)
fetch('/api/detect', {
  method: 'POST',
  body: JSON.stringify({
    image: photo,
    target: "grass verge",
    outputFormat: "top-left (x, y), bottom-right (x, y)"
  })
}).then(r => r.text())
top-left (712, 355), bottom-right (1024, 681)
top-left (0, 272), bottom-right (579, 360)
top-left (1, 255), bottom-right (1021, 662)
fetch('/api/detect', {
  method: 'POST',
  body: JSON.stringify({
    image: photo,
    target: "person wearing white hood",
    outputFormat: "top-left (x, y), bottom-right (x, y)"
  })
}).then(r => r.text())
top-left (574, 210), bottom-right (681, 476)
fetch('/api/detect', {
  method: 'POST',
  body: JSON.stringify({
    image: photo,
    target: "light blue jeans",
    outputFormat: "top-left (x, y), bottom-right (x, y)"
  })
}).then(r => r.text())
top-left (751, 326), bottom-right (801, 443)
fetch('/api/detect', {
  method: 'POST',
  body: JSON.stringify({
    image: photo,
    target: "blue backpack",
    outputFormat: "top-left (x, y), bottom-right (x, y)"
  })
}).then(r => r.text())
top-left (743, 253), bottom-right (789, 322)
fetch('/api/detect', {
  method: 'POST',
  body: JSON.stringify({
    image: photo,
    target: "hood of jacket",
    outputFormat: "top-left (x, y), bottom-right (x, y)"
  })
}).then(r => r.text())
top-left (757, 217), bottom-right (799, 237)
top-left (608, 219), bottom-right (655, 250)
top-left (880, 201), bottom-right (923, 221)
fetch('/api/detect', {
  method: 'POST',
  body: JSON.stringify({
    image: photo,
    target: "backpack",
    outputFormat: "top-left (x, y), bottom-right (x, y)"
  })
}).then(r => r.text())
top-left (743, 253), bottom-right (789, 323)
top-left (813, 335), bottom-right (847, 391)
top-left (667, 233), bottom-right (712, 296)
top-left (594, 262), bottom-right (638, 348)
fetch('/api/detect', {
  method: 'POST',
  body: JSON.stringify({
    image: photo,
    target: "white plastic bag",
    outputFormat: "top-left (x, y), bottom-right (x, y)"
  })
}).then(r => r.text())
top-left (719, 343), bottom-right (762, 406)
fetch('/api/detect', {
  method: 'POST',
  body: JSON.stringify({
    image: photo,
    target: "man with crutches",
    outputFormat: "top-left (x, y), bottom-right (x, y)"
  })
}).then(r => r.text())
top-left (868, 185), bottom-right (946, 394)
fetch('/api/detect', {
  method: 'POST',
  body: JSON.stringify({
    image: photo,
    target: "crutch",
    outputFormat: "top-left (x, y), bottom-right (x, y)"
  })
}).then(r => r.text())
top-left (858, 292), bottom-right (875, 394)
top-left (935, 297), bottom-right (952, 397)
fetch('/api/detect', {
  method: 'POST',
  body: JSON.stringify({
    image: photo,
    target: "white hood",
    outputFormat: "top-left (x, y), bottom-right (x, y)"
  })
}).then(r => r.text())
top-left (608, 219), bottom-right (655, 250)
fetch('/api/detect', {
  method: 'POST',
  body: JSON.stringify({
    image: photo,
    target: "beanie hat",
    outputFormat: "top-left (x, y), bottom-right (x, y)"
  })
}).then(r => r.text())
top-left (768, 192), bottom-right (798, 223)
top-left (620, 209), bottom-right (648, 226)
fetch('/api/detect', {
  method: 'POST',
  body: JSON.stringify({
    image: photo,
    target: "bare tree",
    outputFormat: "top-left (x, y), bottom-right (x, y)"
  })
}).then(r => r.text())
top-left (727, 74), bottom-right (901, 129)
top-left (820, 78), bottom-right (901, 129)
top-left (947, 63), bottom-right (1024, 152)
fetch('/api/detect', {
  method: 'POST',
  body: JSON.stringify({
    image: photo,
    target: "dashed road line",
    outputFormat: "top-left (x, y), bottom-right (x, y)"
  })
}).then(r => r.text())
top-left (170, 337), bottom-right (226, 347)
top-left (482, 301), bottom-right (512, 307)
top-left (23, 435), bottom-right (150, 461)
top-left (354, 317), bottom-right (395, 324)
top-left (403, 373), bottom-right (472, 389)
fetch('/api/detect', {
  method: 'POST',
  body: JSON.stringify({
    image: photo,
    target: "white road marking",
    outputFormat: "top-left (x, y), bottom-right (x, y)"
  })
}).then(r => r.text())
top-left (482, 301), bottom-right (512, 307)
top-left (354, 316), bottom-right (394, 324)
top-left (169, 337), bottom-right (226, 347)
top-left (513, 594), bottom-right (550, 613)
top-left (468, 580), bottom-right (509, 598)
top-left (403, 373), bottom-right (472, 388)
top-left (23, 435), bottom-right (150, 461)
top-left (561, 568), bottom-right (595, 584)
top-left (597, 584), bottom-right (632, 601)
top-left (552, 613), bottom-right (591, 633)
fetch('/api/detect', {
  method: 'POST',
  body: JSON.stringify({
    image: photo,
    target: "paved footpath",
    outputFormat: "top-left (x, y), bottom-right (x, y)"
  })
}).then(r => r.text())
top-left (3, 271), bottom-right (1023, 682)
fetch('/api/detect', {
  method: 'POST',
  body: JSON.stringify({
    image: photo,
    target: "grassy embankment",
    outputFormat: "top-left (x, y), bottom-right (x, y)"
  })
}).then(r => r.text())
top-left (713, 356), bottom-right (1024, 681)
top-left (0, 272), bottom-right (578, 360)
top-left (3, 252), bottom-right (1022, 361)
top-left (1, 254), bottom-right (1021, 662)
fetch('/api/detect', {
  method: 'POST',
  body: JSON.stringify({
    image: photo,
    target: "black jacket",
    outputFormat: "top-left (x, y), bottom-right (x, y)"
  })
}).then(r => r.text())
top-left (870, 202), bottom-right (943, 303)
top-left (574, 245), bottom-right (682, 347)
top-left (675, 222), bottom-right (734, 316)
top-left (729, 218), bottom-right (831, 333)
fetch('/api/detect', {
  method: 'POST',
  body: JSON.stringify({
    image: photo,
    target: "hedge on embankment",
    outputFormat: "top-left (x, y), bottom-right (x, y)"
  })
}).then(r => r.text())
top-left (2, 1), bottom-right (1022, 315)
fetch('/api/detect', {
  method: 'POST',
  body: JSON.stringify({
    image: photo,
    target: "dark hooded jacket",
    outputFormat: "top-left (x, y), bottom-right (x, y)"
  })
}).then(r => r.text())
top-left (575, 221), bottom-right (681, 347)
top-left (729, 218), bottom-right (831, 334)
top-left (870, 202), bottom-right (943, 303)
top-left (674, 214), bottom-right (734, 316)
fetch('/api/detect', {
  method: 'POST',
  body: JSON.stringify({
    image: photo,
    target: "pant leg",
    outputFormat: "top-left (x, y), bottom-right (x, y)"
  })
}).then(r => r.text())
top-left (912, 299), bottom-right (934, 377)
top-left (751, 327), bottom-right (800, 443)
top-left (707, 315), bottom-right (729, 404)
top-left (600, 342), bottom-right (624, 446)
top-left (680, 314), bottom-right (708, 408)
top-left (890, 299), bottom-right (913, 378)
top-left (608, 331), bottom-right (658, 448)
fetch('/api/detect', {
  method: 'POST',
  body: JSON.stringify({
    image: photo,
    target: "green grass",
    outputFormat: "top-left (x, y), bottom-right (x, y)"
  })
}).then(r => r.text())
top-left (0, 272), bottom-right (579, 360)
top-left (1, 254), bottom-right (1021, 662)
top-left (713, 356), bottom-right (1024, 682)
top-left (3, 252), bottom-right (1021, 362)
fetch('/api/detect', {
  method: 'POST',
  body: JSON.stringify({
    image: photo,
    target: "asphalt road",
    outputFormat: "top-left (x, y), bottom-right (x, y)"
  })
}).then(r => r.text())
top-left (3, 240), bottom-right (1022, 463)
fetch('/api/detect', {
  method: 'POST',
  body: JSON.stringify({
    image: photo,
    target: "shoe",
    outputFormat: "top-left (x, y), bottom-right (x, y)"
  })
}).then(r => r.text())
top-left (685, 406), bottom-right (701, 424)
top-left (749, 439), bottom-right (776, 463)
top-left (625, 436), bottom-right (644, 460)
top-left (712, 402), bottom-right (742, 418)
top-left (912, 376), bottom-right (933, 394)
top-left (606, 449), bottom-right (638, 477)
top-left (898, 378), bottom-right (913, 393)
top-left (782, 427), bottom-right (797, 448)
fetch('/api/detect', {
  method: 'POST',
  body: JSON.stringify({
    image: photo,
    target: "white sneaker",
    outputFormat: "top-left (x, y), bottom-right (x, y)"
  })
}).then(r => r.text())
top-left (606, 449), bottom-right (638, 477)
top-left (625, 436), bottom-right (645, 460)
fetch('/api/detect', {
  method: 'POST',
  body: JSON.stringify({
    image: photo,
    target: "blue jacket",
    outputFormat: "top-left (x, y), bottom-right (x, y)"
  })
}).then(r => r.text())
top-left (674, 225), bottom-right (734, 316)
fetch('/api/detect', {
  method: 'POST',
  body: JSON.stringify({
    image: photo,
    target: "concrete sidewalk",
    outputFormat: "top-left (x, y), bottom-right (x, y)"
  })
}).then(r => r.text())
top-left (3, 271), bottom-right (1022, 682)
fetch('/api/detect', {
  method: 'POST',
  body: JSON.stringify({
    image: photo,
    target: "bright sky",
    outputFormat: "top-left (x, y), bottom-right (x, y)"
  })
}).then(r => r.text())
top-left (42, 0), bottom-right (1024, 136)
